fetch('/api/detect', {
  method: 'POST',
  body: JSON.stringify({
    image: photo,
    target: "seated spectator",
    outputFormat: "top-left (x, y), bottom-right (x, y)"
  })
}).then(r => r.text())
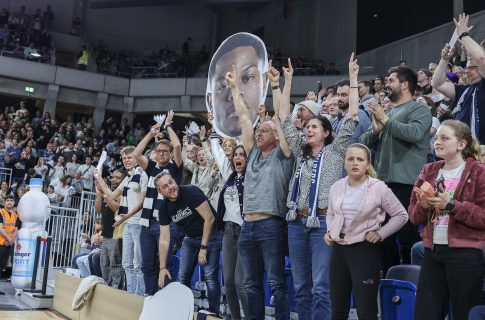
top-left (46, 185), bottom-right (60, 206)
top-left (0, 181), bottom-right (11, 208)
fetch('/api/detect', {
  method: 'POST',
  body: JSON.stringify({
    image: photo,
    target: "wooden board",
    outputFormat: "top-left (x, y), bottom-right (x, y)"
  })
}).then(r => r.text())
top-left (52, 272), bottom-right (144, 320)
top-left (0, 310), bottom-right (68, 320)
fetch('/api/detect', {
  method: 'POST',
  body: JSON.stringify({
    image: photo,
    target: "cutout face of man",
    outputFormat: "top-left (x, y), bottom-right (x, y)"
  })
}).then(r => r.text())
top-left (206, 33), bottom-right (268, 138)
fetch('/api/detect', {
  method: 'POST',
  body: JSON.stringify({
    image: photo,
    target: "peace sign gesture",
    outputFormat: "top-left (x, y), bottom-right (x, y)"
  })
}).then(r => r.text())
top-left (224, 64), bottom-right (238, 90)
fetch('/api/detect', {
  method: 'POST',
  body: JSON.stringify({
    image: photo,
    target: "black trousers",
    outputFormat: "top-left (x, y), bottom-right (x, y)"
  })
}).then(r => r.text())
top-left (329, 241), bottom-right (381, 320)
top-left (380, 183), bottom-right (420, 275)
top-left (415, 246), bottom-right (484, 320)
top-left (0, 245), bottom-right (13, 269)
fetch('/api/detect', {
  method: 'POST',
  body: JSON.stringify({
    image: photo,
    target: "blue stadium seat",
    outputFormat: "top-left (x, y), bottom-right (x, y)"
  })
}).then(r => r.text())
top-left (379, 264), bottom-right (420, 320)
top-left (379, 279), bottom-right (417, 320)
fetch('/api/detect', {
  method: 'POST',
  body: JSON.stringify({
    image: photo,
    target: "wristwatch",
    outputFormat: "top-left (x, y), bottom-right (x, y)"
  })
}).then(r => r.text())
top-left (200, 244), bottom-right (208, 250)
top-left (445, 199), bottom-right (455, 213)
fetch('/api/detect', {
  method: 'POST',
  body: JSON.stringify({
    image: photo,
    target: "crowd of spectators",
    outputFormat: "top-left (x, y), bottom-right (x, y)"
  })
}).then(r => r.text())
top-left (1, 12), bottom-right (485, 320)
top-left (0, 5), bottom-right (54, 63)
top-left (92, 38), bottom-right (210, 79)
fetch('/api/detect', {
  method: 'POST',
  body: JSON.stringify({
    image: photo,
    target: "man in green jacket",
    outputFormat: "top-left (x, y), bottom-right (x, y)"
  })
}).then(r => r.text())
top-left (360, 66), bottom-right (431, 273)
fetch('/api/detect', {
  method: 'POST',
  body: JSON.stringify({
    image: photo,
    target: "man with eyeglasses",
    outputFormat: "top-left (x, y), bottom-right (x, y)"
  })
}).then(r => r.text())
top-left (433, 13), bottom-right (485, 142)
top-left (133, 110), bottom-right (184, 296)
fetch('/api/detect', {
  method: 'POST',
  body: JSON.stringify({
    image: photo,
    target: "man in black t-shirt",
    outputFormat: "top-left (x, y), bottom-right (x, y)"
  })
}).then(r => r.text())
top-left (155, 172), bottom-right (222, 314)
top-left (95, 169), bottom-right (126, 289)
top-left (134, 110), bottom-right (185, 296)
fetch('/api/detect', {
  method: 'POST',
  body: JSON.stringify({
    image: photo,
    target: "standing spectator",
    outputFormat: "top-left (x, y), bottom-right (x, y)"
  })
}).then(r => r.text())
top-left (325, 144), bottom-right (408, 320)
top-left (0, 181), bottom-right (10, 208)
top-left (95, 169), bottom-right (126, 289)
top-left (432, 14), bottom-right (485, 143)
top-left (133, 110), bottom-right (184, 296)
top-left (333, 79), bottom-right (372, 144)
top-left (0, 195), bottom-right (19, 285)
top-left (0, 139), bottom-right (5, 168)
top-left (77, 156), bottom-right (95, 191)
top-left (96, 146), bottom-right (148, 296)
top-left (216, 145), bottom-right (249, 319)
top-left (65, 154), bottom-right (80, 177)
top-left (156, 172), bottom-right (222, 314)
top-left (278, 55), bottom-right (359, 320)
top-left (43, 5), bottom-right (55, 31)
top-left (49, 156), bottom-right (65, 190)
top-left (360, 66), bottom-right (432, 272)
top-left (226, 62), bottom-right (294, 320)
top-left (34, 157), bottom-right (49, 182)
top-left (410, 120), bottom-right (485, 320)
top-left (77, 45), bottom-right (88, 70)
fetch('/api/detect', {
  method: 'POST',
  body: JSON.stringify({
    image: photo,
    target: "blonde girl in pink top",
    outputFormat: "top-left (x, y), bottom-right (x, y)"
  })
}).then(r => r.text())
top-left (325, 143), bottom-right (408, 320)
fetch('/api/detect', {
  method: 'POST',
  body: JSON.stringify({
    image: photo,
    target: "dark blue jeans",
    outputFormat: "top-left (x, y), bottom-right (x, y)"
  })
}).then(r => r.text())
top-left (238, 216), bottom-right (289, 320)
top-left (178, 230), bottom-right (222, 313)
top-left (288, 216), bottom-right (331, 320)
top-left (140, 221), bottom-right (185, 295)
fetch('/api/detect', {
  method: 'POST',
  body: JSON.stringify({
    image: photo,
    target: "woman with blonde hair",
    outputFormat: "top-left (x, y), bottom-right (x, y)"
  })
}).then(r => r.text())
top-left (325, 143), bottom-right (408, 320)
top-left (410, 120), bottom-right (485, 320)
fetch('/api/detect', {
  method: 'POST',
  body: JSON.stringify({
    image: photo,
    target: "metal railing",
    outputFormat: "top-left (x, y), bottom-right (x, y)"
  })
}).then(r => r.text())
top-left (45, 191), bottom-right (99, 269)
top-left (0, 167), bottom-right (12, 186)
top-left (45, 205), bottom-right (80, 269)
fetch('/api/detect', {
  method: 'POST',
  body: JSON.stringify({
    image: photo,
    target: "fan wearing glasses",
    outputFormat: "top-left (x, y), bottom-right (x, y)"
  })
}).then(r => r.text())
top-left (432, 13), bottom-right (485, 143)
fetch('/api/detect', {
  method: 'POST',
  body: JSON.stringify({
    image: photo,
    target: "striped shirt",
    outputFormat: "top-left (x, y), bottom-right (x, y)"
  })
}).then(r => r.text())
top-left (116, 167), bottom-right (148, 225)
top-left (140, 159), bottom-right (183, 227)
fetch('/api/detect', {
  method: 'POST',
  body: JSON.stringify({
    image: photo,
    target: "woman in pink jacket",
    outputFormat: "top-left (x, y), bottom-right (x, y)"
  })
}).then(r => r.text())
top-left (409, 120), bottom-right (485, 320)
top-left (325, 143), bottom-right (408, 320)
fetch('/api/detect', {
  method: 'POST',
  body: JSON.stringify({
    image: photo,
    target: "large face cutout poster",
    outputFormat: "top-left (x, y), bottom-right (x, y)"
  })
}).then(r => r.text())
top-left (206, 32), bottom-right (269, 138)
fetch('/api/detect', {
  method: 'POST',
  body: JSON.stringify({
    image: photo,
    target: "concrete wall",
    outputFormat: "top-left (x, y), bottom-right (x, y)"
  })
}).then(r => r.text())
top-left (84, 5), bottom-right (214, 53)
top-left (357, 10), bottom-right (485, 75)
top-left (0, 56), bottom-right (375, 114)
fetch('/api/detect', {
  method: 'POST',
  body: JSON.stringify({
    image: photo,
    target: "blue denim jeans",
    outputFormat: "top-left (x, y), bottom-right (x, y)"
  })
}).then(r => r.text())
top-left (288, 216), bottom-right (331, 320)
top-left (122, 223), bottom-right (145, 295)
top-left (238, 216), bottom-right (289, 320)
top-left (141, 221), bottom-right (185, 295)
top-left (178, 230), bottom-right (222, 313)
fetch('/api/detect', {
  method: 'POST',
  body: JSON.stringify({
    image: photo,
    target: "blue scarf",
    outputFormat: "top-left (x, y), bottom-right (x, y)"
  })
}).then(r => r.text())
top-left (286, 148), bottom-right (325, 228)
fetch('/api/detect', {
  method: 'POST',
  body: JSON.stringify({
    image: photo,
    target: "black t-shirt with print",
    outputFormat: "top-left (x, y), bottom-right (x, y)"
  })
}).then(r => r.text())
top-left (158, 185), bottom-right (215, 237)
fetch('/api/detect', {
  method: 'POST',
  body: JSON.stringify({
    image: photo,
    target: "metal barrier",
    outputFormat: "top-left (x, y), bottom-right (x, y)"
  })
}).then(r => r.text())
top-left (45, 205), bottom-right (80, 269)
top-left (44, 191), bottom-right (99, 269)
top-left (0, 167), bottom-right (12, 185)
top-left (79, 191), bottom-right (99, 238)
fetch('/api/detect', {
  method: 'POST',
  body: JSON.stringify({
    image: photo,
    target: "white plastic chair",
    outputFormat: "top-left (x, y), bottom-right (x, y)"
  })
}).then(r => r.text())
top-left (139, 282), bottom-right (194, 320)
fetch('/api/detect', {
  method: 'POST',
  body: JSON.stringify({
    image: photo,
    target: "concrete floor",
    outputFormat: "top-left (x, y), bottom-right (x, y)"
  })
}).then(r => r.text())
top-left (0, 280), bottom-right (32, 311)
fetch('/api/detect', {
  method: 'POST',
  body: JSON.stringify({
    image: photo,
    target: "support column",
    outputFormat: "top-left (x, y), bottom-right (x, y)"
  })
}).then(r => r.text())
top-left (122, 96), bottom-right (135, 127)
top-left (93, 92), bottom-right (108, 134)
top-left (453, 0), bottom-right (464, 18)
top-left (44, 84), bottom-right (59, 119)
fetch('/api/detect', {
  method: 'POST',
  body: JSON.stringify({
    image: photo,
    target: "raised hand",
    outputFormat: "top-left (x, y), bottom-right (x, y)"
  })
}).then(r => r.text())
top-left (224, 64), bottom-right (238, 89)
top-left (268, 60), bottom-right (281, 86)
top-left (282, 58), bottom-right (293, 81)
top-left (454, 13), bottom-right (472, 35)
top-left (348, 52), bottom-right (359, 77)
top-left (149, 123), bottom-right (162, 137)
top-left (440, 43), bottom-right (455, 61)
top-left (165, 110), bottom-right (174, 126)
top-left (207, 112), bottom-right (213, 125)
top-left (199, 125), bottom-right (206, 140)
top-left (306, 91), bottom-right (317, 102)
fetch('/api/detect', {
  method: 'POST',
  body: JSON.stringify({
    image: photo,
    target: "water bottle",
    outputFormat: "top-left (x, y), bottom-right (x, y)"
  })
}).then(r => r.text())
top-left (11, 178), bottom-right (50, 289)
